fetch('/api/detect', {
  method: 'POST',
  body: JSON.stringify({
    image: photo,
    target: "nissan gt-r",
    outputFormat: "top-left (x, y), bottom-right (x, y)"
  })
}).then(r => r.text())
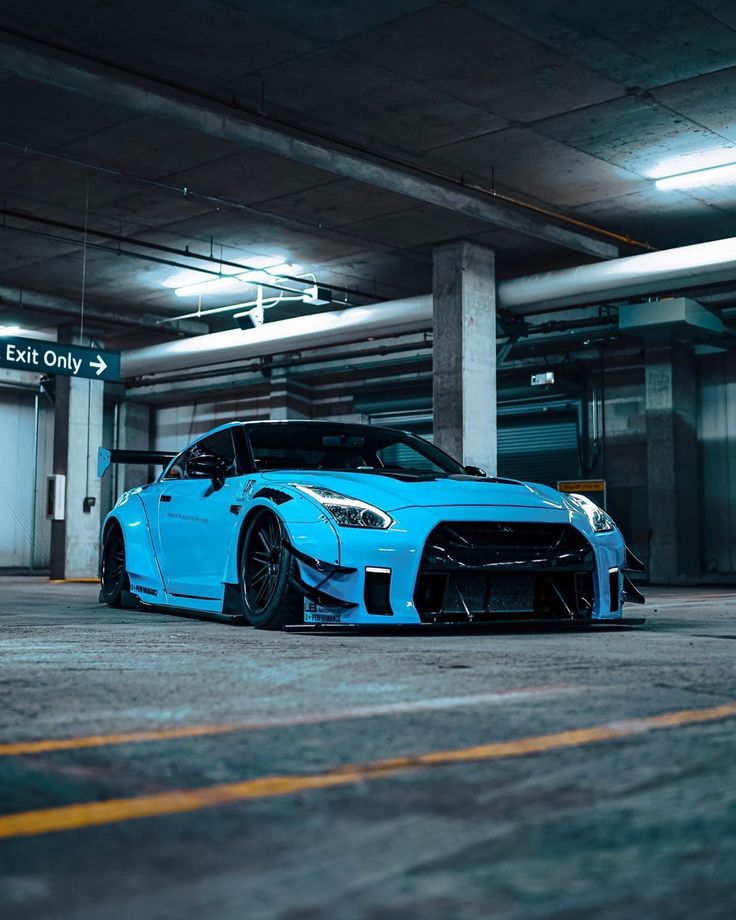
top-left (98, 420), bottom-right (645, 629)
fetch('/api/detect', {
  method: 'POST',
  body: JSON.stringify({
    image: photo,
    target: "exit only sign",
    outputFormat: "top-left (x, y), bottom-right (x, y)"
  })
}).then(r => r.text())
top-left (0, 337), bottom-right (121, 382)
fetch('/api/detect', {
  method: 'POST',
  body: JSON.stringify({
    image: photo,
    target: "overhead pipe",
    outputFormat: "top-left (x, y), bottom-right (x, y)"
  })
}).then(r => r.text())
top-left (122, 235), bottom-right (736, 377)
top-left (122, 296), bottom-right (433, 377)
top-left (498, 235), bottom-right (736, 313)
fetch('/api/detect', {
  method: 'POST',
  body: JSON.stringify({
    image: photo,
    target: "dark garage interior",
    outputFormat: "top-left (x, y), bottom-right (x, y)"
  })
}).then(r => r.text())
top-left (1, 2), bottom-right (736, 917)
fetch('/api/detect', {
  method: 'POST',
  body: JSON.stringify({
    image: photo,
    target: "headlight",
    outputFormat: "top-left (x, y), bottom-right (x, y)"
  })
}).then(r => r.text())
top-left (568, 493), bottom-right (615, 533)
top-left (293, 484), bottom-right (393, 529)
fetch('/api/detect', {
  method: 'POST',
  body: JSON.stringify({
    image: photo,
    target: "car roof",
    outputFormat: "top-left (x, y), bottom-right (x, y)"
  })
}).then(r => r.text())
top-left (205, 419), bottom-right (410, 437)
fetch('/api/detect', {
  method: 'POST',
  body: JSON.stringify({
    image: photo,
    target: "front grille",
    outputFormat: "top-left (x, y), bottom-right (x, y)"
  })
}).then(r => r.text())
top-left (420, 521), bottom-right (592, 572)
top-left (414, 521), bottom-right (595, 623)
top-left (433, 521), bottom-right (583, 550)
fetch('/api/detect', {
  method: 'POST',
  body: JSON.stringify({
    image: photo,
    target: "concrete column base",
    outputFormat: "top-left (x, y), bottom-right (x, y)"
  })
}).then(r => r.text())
top-left (49, 371), bottom-right (104, 580)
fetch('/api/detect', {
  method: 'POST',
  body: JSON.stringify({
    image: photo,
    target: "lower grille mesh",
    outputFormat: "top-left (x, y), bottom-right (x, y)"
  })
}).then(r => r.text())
top-left (414, 521), bottom-right (595, 622)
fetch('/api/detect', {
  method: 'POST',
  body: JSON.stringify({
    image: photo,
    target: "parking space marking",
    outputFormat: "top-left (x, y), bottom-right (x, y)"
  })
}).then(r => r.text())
top-left (0, 701), bottom-right (734, 840)
top-left (0, 686), bottom-right (576, 758)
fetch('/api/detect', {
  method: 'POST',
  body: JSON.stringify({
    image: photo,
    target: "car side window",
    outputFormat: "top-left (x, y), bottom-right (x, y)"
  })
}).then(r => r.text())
top-left (194, 429), bottom-right (238, 478)
top-left (162, 451), bottom-right (187, 480)
top-left (162, 429), bottom-right (238, 481)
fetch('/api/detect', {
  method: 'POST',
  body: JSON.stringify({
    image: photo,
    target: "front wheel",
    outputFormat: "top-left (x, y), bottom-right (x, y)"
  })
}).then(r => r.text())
top-left (100, 524), bottom-right (127, 607)
top-left (240, 510), bottom-right (302, 629)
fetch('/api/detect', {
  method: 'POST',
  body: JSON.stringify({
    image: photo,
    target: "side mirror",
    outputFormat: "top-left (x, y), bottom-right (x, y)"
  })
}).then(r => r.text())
top-left (186, 453), bottom-right (226, 485)
top-left (464, 465), bottom-right (486, 477)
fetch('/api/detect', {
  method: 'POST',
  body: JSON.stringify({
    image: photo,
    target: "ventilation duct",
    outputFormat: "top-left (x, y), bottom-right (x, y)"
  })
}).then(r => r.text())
top-left (499, 236), bottom-right (736, 313)
top-left (618, 298), bottom-right (724, 343)
top-left (122, 296), bottom-right (432, 377)
top-left (121, 235), bottom-right (736, 377)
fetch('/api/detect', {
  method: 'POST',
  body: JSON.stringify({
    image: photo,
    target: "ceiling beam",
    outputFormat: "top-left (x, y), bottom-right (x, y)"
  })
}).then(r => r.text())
top-left (0, 30), bottom-right (618, 260)
top-left (0, 285), bottom-right (207, 335)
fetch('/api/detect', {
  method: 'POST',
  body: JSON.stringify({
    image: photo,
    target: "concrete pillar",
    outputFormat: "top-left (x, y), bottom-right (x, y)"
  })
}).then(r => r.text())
top-left (269, 376), bottom-right (312, 420)
top-left (645, 345), bottom-right (699, 583)
top-left (49, 334), bottom-right (105, 579)
top-left (432, 240), bottom-right (497, 474)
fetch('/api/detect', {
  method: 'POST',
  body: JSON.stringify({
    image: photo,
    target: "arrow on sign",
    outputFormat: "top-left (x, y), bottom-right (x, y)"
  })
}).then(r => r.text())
top-left (90, 354), bottom-right (108, 377)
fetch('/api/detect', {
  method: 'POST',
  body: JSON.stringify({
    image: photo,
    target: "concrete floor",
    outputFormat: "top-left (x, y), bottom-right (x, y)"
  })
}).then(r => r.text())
top-left (1, 578), bottom-right (735, 919)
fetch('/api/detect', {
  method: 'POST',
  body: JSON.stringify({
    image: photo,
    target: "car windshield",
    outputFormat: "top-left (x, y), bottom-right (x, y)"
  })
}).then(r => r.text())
top-left (244, 423), bottom-right (464, 475)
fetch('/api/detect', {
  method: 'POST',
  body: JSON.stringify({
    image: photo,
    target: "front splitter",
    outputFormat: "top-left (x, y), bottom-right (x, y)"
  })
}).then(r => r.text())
top-left (284, 616), bottom-right (646, 635)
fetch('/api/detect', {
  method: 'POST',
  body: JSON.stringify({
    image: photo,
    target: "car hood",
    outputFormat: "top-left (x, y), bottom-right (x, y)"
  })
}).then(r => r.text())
top-left (260, 470), bottom-right (567, 513)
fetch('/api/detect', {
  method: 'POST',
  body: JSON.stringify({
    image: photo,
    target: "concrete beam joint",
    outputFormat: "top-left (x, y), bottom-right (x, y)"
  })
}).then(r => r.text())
top-left (0, 30), bottom-right (616, 259)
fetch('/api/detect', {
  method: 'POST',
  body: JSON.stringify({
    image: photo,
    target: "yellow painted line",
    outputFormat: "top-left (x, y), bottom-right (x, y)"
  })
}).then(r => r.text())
top-left (0, 701), bottom-right (734, 840)
top-left (0, 686), bottom-right (573, 758)
top-left (48, 578), bottom-right (100, 584)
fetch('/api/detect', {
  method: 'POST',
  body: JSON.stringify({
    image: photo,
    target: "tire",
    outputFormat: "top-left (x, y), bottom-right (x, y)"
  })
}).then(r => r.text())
top-left (100, 524), bottom-right (127, 607)
top-left (240, 510), bottom-right (302, 629)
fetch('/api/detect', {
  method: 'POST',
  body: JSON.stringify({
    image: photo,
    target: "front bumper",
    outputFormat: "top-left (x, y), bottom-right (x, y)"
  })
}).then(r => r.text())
top-left (290, 504), bottom-right (637, 626)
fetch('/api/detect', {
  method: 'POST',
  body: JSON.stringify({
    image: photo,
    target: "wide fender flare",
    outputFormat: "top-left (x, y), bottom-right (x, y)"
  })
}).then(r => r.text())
top-left (102, 492), bottom-right (165, 595)
top-left (223, 495), bottom-right (340, 585)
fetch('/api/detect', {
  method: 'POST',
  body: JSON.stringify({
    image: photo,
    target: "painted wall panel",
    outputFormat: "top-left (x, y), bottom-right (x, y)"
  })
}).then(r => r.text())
top-left (0, 390), bottom-right (53, 569)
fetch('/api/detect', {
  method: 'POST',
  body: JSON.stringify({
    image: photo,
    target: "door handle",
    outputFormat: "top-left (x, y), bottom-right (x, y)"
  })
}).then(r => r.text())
top-left (160, 494), bottom-right (172, 503)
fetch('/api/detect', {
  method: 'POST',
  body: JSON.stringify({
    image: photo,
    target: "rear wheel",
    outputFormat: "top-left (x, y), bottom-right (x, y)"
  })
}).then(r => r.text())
top-left (240, 510), bottom-right (302, 629)
top-left (100, 525), bottom-right (127, 607)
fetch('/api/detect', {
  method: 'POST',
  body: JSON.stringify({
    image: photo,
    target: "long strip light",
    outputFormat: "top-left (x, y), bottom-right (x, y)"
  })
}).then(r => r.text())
top-left (656, 161), bottom-right (736, 191)
top-left (174, 262), bottom-right (303, 297)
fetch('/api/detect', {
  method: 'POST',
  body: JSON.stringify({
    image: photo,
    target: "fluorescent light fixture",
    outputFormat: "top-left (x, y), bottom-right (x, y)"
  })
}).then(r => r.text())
top-left (175, 261), bottom-right (306, 296)
top-left (175, 276), bottom-right (249, 297)
top-left (656, 161), bottom-right (736, 191)
top-left (168, 255), bottom-right (288, 296)
top-left (0, 324), bottom-right (22, 336)
top-left (649, 147), bottom-right (736, 180)
top-left (236, 270), bottom-right (270, 284)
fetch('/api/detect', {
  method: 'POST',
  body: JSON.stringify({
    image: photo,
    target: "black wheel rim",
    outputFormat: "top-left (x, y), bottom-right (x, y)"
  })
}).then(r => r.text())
top-left (245, 515), bottom-right (282, 614)
top-left (102, 531), bottom-right (125, 594)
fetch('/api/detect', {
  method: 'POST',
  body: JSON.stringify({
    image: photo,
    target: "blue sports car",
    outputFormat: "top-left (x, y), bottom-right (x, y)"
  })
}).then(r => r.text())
top-left (98, 420), bottom-right (645, 629)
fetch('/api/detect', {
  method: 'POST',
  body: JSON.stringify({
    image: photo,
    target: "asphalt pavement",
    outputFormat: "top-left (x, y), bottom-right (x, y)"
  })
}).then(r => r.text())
top-left (1, 577), bottom-right (735, 919)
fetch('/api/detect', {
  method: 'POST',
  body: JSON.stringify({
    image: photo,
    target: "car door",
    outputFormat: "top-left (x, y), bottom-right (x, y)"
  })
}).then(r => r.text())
top-left (156, 428), bottom-right (241, 600)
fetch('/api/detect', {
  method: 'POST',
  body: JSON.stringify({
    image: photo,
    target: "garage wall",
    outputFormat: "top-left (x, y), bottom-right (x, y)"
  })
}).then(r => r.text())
top-left (0, 388), bottom-right (54, 569)
top-left (145, 346), bottom-right (734, 579)
top-left (153, 388), bottom-right (362, 452)
top-left (155, 395), bottom-right (268, 452)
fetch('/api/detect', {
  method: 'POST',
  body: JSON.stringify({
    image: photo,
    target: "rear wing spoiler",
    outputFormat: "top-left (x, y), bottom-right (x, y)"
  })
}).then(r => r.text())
top-left (97, 447), bottom-right (177, 478)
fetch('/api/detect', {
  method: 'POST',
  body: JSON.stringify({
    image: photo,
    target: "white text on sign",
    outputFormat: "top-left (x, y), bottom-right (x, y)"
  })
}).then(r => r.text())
top-left (3, 343), bottom-right (107, 377)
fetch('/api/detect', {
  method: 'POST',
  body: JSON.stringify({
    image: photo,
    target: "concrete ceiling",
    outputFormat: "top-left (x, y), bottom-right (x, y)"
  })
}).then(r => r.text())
top-left (0, 0), bottom-right (735, 342)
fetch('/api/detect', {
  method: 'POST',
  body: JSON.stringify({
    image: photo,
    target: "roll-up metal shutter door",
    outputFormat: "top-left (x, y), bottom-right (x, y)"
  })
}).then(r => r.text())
top-left (0, 388), bottom-right (54, 570)
top-left (497, 408), bottom-right (580, 486)
top-left (370, 404), bottom-right (581, 486)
